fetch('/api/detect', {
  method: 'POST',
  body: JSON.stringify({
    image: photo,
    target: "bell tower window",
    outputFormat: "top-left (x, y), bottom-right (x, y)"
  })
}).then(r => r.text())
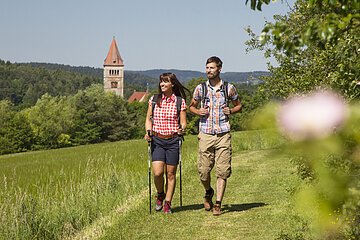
top-left (111, 82), bottom-right (118, 88)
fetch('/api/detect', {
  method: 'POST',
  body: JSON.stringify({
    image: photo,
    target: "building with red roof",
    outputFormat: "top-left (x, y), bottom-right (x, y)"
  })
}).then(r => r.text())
top-left (128, 91), bottom-right (149, 103)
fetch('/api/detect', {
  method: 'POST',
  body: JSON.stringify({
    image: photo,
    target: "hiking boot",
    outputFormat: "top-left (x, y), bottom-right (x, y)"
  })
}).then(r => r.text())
top-left (155, 192), bottom-right (165, 211)
top-left (204, 188), bottom-right (214, 211)
top-left (163, 201), bottom-right (172, 214)
top-left (213, 204), bottom-right (221, 216)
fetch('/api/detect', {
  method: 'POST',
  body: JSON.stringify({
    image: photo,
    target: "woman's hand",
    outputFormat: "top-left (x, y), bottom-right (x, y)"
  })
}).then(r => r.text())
top-left (144, 130), bottom-right (152, 142)
top-left (177, 128), bottom-right (185, 135)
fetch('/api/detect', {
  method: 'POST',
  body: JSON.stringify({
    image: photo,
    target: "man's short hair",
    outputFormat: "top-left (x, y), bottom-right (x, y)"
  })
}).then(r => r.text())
top-left (206, 56), bottom-right (223, 68)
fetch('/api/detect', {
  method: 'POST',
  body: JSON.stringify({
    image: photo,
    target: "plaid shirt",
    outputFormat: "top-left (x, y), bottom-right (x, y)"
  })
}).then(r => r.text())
top-left (149, 93), bottom-right (187, 135)
top-left (193, 80), bottom-right (239, 134)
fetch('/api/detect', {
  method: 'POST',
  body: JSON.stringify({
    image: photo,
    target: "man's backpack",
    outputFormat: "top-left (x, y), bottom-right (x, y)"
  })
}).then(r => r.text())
top-left (151, 94), bottom-right (183, 127)
top-left (201, 81), bottom-right (229, 107)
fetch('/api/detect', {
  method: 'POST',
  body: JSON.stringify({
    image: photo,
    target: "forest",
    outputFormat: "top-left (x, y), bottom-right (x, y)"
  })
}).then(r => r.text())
top-left (0, 59), bottom-right (258, 154)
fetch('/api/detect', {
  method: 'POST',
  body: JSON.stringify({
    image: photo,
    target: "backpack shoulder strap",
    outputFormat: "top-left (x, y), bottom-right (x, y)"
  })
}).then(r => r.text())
top-left (151, 94), bottom-right (159, 118)
top-left (223, 81), bottom-right (229, 107)
top-left (201, 82), bottom-right (207, 108)
top-left (176, 96), bottom-right (182, 116)
top-left (176, 96), bottom-right (182, 127)
top-left (176, 95), bottom-right (185, 141)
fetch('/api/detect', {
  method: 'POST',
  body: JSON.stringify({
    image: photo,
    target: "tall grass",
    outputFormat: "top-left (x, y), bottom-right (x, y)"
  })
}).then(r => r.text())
top-left (0, 140), bottom-right (149, 239)
top-left (0, 130), bottom-right (282, 239)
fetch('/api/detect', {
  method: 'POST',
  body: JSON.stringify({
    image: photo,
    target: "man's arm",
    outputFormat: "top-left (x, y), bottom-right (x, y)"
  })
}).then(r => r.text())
top-left (231, 99), bottom-right (242, 114)
top-left (189, 98), bottom-right (209, 116)
top-left (223, 99), bottom-right (241, 115)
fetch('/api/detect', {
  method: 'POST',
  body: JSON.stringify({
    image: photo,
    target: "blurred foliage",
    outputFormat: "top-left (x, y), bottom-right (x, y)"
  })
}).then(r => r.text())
top-left (251, 101), bottom-right (360, 239)
top-left (245, 1), bottom-right (360, 235)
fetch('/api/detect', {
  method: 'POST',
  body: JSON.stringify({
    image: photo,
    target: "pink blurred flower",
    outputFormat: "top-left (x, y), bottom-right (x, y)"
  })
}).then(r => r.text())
top-left (277, 90), bottom-right (348, 141)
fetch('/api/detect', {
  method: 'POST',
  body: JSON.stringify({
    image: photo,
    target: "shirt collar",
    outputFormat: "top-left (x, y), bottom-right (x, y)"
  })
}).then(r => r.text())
top-left (162, 93), bottom-right (176, 102)
top-left (206, 79), bottom-right (224, 90)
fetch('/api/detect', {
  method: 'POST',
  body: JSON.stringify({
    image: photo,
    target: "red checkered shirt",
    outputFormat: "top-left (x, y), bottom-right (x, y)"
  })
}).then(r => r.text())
top-left (149, 93), bottom-right (187, 135)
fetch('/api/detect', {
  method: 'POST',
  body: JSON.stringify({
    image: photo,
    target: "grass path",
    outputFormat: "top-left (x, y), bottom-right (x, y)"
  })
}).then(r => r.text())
top-left (69, 189), bottom-right (148, 240)
top-left (74, 147), bottom-right (303, 240)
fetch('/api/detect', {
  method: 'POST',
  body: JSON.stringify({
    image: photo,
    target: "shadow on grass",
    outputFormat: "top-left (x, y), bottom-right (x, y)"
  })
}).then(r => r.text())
top-left (172, 202), bottom-right (267, 213)
top-left (172, 204), bottom-right (203, 212)
top-left (222, 202), bottom-right (268, 214)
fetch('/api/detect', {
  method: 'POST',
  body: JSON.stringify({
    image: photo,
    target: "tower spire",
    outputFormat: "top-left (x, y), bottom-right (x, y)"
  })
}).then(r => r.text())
top-left (104, 37), bottom-right (123, 66)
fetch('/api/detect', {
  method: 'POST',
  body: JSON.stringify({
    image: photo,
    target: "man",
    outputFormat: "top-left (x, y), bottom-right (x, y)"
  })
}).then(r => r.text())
top-left (189, 56), bottom-right (241, 216)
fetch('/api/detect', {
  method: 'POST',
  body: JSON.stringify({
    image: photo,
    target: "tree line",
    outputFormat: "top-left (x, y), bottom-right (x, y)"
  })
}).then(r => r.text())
top-left (0, 59), bottom-right (259, 155)
top-left (0, 60), bottom-right (157, 108)
top-left (0, 83), bottom-right (256, 155)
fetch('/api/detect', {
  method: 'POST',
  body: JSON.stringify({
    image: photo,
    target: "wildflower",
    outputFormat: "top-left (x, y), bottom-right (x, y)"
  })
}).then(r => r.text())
top-left (277, 90), bottom-right (347, 141)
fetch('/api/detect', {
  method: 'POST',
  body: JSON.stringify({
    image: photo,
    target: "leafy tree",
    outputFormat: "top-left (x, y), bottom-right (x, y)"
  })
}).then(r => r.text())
top-left (104, 92), bottom-right (133, 141)
top-left (70, 86), bottom-right (104, 144)
top-left (246, 0), bottom-right (360, 100)
top-left (252, 0), bottom-right (359, 52)
top-left (127, 101), bottom-right (148, 139)
top-left (70, 84), bottom-right (133, 143)
top-left (0, 100), bottom-right (34, 154)
top-left (25, 94), bottom-right (74, 149)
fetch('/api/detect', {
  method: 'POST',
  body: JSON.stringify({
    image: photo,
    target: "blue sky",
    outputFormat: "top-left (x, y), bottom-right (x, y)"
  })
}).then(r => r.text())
top-left (0, 0), bottom-right (294, 72)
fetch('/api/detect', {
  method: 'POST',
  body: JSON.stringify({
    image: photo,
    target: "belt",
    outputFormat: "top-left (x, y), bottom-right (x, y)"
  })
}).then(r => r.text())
top-left (153, 132), bottom-right (178, 139)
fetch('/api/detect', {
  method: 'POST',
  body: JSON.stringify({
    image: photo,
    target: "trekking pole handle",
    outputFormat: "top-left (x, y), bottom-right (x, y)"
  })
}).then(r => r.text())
top-left (178, 125), bottom-right (185, 141)
top-left (147, 130), bottom-right (151, 142)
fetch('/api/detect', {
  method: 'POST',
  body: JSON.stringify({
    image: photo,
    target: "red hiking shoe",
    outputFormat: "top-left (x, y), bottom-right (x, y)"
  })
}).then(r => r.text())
top-left (163, 201), bottom-right (172, 214)
top-left (155, 192), bottom-right (165, 211)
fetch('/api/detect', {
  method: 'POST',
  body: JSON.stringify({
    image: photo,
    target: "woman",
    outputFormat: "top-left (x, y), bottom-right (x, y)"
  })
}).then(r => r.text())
top-left (144, 72), bottom-right (190, 214)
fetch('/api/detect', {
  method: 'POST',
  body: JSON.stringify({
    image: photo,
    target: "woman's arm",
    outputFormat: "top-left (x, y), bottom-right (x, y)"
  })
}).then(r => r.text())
top-left (144, 103), bottom-right (153, 140)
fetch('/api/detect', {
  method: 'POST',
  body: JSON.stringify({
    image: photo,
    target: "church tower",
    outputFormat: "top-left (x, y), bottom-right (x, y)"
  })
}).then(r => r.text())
top-left (103, 37), bottom-right (124, 97)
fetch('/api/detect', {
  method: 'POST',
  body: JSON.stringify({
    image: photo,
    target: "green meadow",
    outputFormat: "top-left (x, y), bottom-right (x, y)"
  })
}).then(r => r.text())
top-left (0, 130), bottom-right (306, 240)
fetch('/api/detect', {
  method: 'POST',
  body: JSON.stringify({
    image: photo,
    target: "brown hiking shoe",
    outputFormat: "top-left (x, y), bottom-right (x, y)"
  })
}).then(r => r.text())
top-left (213, 204), bottom-right (221, 216)
top-left (204, 188), bottom-right (214, 211)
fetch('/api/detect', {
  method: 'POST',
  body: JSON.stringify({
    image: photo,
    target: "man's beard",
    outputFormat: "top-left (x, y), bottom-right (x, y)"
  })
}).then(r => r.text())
top-left (207, 72), bottom-right (219, 80)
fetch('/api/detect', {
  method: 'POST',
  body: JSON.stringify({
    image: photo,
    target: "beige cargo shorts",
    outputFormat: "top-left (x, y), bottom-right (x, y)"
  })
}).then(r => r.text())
top-left (197, 131), bottom-right (232, 181)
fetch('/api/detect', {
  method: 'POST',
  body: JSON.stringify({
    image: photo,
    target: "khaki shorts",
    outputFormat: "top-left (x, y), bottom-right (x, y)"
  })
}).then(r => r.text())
top-left (197, 131), bottom-right (232, 181)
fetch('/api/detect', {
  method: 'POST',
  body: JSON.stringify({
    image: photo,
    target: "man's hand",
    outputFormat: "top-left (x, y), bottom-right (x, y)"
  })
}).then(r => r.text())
top-left (198, 107), bottom-right (209, 116)
top-left (223, 106), bottom-right (231, 115)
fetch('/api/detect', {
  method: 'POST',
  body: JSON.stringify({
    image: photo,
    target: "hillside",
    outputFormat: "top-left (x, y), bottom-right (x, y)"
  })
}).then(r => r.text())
top-left (129, 69), bottom-right (269, 84)
top-left (0, 60), bottom-right (268, 106)
top-left (0, 60), bottom-right (157, 106)
top-left (26, 62), bottom-right (269, 85)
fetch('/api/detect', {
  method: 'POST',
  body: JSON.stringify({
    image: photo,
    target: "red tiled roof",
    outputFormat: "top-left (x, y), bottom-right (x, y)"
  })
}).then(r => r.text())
top-left (104, 37), bottom-right (124, 66)
top-left (128, 92), bottom-right (148, 103)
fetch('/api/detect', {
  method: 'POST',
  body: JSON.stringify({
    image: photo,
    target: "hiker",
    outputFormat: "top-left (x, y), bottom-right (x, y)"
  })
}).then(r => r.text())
top-left (144, 72), bottom-right (190, 214)
top-left (189, 56), bottom-right (242, 216)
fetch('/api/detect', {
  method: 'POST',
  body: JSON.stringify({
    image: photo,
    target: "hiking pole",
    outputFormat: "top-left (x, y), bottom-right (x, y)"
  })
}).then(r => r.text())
top-left (147, 130), bottom-right (152, 214)
top-left (179, 135), bottom-right (183, 207)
